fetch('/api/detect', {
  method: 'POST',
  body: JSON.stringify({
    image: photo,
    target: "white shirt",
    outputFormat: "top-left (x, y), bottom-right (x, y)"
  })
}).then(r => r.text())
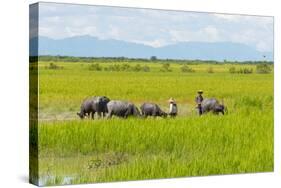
top-left (169, 103), bottom-right (177, 113)
top-left (169, 103), bottom-right (173, 112)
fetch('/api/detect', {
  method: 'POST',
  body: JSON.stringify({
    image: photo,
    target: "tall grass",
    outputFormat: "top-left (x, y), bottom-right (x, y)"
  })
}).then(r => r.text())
top-left (36, 61), bottom-right (273, 185)
top-left (38, 62), bottom-right (273, 119)
top-left (37, 110), bottom-right (273, 185)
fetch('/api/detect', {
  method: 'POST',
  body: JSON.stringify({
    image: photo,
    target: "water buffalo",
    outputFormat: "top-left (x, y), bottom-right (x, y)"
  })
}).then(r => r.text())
top-left (200, 98), bottom-right (225, 115)
top-left (140, 103), bottom-right (167, 118)
top-left (106, 100), bottom-right (141, 118)
top-left (77, 96), bottom-right (110, 119)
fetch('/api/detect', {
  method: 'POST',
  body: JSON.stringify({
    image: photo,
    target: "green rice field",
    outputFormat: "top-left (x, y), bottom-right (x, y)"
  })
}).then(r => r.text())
top-left (31, 60), bottom-right (273, 186)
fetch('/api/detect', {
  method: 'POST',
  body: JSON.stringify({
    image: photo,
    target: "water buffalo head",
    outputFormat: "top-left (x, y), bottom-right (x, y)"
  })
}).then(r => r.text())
top-left (77, 112), bottom-right (85, 119)
top-left (161, 111), bottom-right (168, 118)
top-left (101, 96), bottom-right (110, 103)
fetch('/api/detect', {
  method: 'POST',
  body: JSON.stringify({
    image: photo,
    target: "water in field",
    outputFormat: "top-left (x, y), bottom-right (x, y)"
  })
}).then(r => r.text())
top-left (39, 175), bottom-right (76, 186)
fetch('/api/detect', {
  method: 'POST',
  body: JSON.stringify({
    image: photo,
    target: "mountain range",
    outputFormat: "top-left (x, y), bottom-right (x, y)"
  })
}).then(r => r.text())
top-left (30, 35), bottom-right (273, 62)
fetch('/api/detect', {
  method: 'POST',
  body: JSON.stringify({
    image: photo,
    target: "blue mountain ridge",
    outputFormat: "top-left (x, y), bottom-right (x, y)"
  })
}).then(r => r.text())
top-left (30, 35), bottom-right (273, 61)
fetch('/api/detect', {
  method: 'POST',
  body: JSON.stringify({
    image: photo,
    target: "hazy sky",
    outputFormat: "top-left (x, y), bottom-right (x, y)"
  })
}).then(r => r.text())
top-left (37, 2), bottom-right (274, 52)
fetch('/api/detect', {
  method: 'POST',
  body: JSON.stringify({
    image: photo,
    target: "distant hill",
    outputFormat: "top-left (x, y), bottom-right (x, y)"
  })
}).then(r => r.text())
top-left (30, 35), bottom-right (273, 62)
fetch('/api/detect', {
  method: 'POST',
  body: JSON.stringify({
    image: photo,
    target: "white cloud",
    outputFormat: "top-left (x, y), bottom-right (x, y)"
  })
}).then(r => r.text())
top-left (37, 2), bottom-right (273, 52)
top-left (132, 39), bottom-right (170, 48)
top-left (168, 26), bottom-right (220, 43)
top-left (200, 26), bottom-right (219, 41)
top-left (256, 41), bottom-right (272, 52)
top-left (213, 14), bottom-right (241, 22)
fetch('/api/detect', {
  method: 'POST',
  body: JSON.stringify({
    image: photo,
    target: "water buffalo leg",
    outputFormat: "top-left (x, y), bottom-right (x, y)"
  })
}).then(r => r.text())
top-left (106, 111), bottom-right (113, 119)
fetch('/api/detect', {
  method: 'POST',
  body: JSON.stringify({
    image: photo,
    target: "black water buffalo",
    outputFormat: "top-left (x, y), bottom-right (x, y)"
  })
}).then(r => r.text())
top-left (77, 96), bottom-right (110, 119)
top-left (201, 98), bottom-right (225, 115)
top-left (106, 100), bottom-right (141, 118)
top-left (140, 103), bottom-right (167, 118)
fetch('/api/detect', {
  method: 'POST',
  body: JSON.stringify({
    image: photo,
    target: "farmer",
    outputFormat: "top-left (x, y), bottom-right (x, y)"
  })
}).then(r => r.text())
top-left (195, 90), bottom-right (204, 115)
top-left (168, 98), bottom-right (178, 117)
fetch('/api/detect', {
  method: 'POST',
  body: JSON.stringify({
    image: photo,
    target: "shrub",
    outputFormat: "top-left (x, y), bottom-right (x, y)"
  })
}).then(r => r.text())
top-left (160, 63), bottom-right (172, 72)
top-left (256, 64), bottom-right (272, 74)
top-left (132, 64), bottom-right (142, 72)
top-left (103, 64), bottom-right (150, 72)
top-left (181, 65), bottom-right (194, 73)
top-left (207, 67), bottom-right (214, 73)
top-left (229, 67), bottom-right (253, 74)
top-left (105, 64), bottom-right (121, 72)
top-left (120, 64), bottom-right (131, 71)
top-left (237, 68), bottom-right (253, 74)
top-left (89, 63), bottom-right (102, 71)
top-left (45, 63), bottom-right (63, 70)
top-left (229, 67), bottom-right (236, 74)
top-left (243, 68), bottom-right (253, 74)
top-left (142, 65), bottom-right (150, 72)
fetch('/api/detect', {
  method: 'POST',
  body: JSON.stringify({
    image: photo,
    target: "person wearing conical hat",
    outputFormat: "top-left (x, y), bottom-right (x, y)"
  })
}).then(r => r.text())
top-left (195, 90), bottom-right (204, 115)
top-left (168, 98), bottom-right (177, 117)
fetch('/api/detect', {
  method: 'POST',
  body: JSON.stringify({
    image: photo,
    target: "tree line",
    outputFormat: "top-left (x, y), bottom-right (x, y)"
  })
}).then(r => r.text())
top-left (32, 55), bottom-right (273, 65)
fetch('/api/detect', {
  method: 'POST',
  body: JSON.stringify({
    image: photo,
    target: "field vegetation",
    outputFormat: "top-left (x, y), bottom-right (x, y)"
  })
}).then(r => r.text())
top-left (32, 56), bottom-right (274, 186)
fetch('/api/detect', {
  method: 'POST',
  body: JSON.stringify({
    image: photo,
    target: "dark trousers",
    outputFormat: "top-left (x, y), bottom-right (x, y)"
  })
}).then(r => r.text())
top-left (198, 104), bottom-right (202, 115)
top-left (169, 112), bottom-right (177, 117)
